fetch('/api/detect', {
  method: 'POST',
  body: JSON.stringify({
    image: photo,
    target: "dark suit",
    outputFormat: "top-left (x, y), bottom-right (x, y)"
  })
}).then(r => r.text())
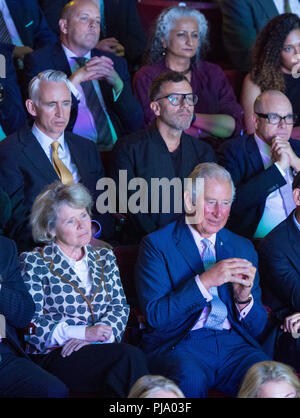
top-left (135, 216), bottom-right (269, 397)
top-left (0, 236), bottom-right (68, 397)
top-left (0, 42), bottom-right (27, 136)
top-left (39, 0), bottom-right (147, 71)
top-left (23, 42), bottom-right (144, 137)
top-left (259, 212), bottom-right (300, 371)
top-left (219, 0), bottom-right (279, 71)
top-left (0, 126), bottom-right (114, 252)
top-left (4, 0), bottom-right (56, 49)
top-left (218, 134), bottom-right (300, 238)
top-left (110, 126), bottom-right (216, 243)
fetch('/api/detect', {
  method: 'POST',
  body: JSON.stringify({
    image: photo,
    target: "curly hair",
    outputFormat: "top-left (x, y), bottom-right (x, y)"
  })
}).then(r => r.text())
top-left (147, 5), bottom-right (209, 65)
top-left (251, 13), bottom-right (300, 92)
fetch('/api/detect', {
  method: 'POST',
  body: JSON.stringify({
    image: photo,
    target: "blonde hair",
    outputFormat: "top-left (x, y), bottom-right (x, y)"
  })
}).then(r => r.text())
top-left (238, 361), bottom-right (300, 398)
top-left (128, 375), bottom-right (185, 398)
top-left (30, 181), bottom-right (93, 243)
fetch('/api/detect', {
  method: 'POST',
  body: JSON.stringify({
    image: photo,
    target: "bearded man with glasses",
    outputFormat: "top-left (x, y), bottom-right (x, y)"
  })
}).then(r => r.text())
top-left (110, 71), bottom-right (216, 244)
top-left (219, 89), bottom-right (300, 239)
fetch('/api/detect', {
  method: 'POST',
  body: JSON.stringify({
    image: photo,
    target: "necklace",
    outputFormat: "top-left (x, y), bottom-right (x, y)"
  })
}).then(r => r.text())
top-left (180, 66), bottom-right (191, 75)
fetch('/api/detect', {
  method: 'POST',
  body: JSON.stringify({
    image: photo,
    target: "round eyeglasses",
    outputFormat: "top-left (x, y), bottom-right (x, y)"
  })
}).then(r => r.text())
top-left (155, 93), bottom-right (198, 106)
top-left (255, 112), bottom-right (297, 125)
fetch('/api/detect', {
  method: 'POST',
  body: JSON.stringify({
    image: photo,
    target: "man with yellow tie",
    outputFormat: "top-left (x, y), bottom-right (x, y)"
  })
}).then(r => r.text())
top-left (0, 69), bottom-right (115, 252)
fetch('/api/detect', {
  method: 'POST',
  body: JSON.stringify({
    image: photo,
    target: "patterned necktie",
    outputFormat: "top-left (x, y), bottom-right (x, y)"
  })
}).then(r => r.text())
top-left (284, 0), bottom-right (292, 13)
top-left (51, 141), bottom-right (74, 184)
top-left (202, 238), bottom-right (228, 331)
top-left (0, 11), bottom-right (11, 43)
top-left (279, 169), bottom-right (296, 216)
top-left (73, 57), bottom-right (113, 148)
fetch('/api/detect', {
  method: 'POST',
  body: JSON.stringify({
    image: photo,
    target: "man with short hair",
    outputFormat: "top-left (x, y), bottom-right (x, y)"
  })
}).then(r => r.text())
top-left (24, 0), bottom-right (143, 151)
top-left (0, 69), bottom-right (114, 252)
top-left (135, 162), bottom-right (270, 398)
top-left (219, 90), bottom-right (300, 239)
top-left (110, 71), bottom-right (216, 243)
top-left (258, 171), bottom-right (300, 372)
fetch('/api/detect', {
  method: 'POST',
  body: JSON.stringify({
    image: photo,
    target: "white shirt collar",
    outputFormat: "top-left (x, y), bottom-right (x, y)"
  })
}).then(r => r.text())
top-left (32, 123), bottom-right (65, 152)
top-left (187, 222), bottom-right (216, 248)
top-left (62, 44), bottom-right (91, 61)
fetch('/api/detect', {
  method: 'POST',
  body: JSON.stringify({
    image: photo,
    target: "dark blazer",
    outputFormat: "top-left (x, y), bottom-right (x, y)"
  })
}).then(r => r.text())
top-left (135, 216), bottom-right (268, 356)
top-left (0, 236), bottom-right (35, 356)
top-left (5, 0), bottom-right (56, 49)
top-left (219, 0), bottom-right (279, 71)
top-left (23, 42), bottom-right (144, 135)
top-left (258, 212), bottom-right (300, 319)
top-left (110, 126), bottom-right (216, 242)
top-left (0, 126), bottom-right (114, 251)
top-left (218, 134), bottom-right (300, 238)
top-left (39, 0), bottom-right (146, 70)
top-left (0, 42), bottom-right (27, 135)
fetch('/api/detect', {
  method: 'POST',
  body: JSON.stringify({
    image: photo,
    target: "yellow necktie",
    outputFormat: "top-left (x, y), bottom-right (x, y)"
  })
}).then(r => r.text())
top-left (51, 141), bottom-right (74, 184)
top-left (284, 0), bottom-right (292, 13)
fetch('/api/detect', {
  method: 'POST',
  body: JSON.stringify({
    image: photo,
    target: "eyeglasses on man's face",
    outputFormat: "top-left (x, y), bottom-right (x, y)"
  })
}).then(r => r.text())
top-left (155, 93), bottom-right (198, 106)
top-left (255, 112), bottom-right (297, 125)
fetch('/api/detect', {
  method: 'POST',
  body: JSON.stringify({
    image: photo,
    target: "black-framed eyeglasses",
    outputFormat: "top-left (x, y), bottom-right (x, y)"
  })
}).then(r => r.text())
top-left (255, 112), bottom-right (297, 125)
top-left (155, 93), bottom-right (198, 106)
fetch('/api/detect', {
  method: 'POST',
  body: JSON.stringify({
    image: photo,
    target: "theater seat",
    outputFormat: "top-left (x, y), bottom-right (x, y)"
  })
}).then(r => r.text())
top-left (224, 69), bottom-right (246, 100)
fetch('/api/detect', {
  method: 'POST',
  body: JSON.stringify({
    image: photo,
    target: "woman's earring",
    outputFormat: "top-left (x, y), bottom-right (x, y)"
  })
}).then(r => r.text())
top-left (162, 49), bottom-right (166, 56)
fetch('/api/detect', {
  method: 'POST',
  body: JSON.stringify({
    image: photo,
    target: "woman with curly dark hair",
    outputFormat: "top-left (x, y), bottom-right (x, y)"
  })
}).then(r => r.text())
top-left (241, 13), bottom-right (300, 138)
top-left (132, 5), bottom-right (243, 143)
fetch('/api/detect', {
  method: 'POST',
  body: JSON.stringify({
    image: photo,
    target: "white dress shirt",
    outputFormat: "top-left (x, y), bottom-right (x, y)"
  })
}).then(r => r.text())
top-left (46, 243), bottom-right (115, 348)
top-left (0, 0), bottom-right (23, 46)
top-left (253, 133), bottom-right (295, 238)
top-left (31, 123), bottom-right (81, 184)
top-left (187, 224), bottom-right (253, 332)
top-left (62, 44), bottom-right (118, 145)
top-left (273, 0), bottom-right (300, 15)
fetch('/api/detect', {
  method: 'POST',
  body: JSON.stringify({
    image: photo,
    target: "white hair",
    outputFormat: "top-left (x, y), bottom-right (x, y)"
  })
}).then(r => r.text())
top-left (28, 70), bottom-right (71, 105)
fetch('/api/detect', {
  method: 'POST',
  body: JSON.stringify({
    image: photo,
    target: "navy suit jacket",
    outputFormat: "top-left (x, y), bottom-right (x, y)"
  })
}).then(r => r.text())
top-left (110, 126), bottom-right (216, 242)
top-left (135, 216), bottom-right (268, 357)
top-left (219, 0), bottom-right (278, 71)
top-left (0, 236), bottom-right (35, 356)
top-left (39, 0), bottom-right (146, 70)
top-left (5, 0), bottom-right (56, 49)
top-left (23, 42), bottom-right (144, 136)
top-left (0, 43), bottom-right (27, 135)
top-left (0, 126), bottom-right (114, 251)
top-left (218, 134), bottom-right (300, 238)
top-left (259, 212), bottom-right (300, 320)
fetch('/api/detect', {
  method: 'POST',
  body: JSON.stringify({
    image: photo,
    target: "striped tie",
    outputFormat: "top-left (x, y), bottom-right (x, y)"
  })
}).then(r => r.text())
top-left (202, 238), bottom-right (228, 331)
top-left (0, 11), bottom-right (11, 43)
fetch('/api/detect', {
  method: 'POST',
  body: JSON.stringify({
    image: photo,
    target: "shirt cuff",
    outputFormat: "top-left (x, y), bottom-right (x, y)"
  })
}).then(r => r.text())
top-left (47, 322), bottom-right (86, 347)
top-left (195, 275), bottom-right (213, 302)
top-left (274, 162), bottom-right (287, 177)
top-left (235, 297), bottom-right (254, 320)
top-left (67, 80), bottom-right (81, 101)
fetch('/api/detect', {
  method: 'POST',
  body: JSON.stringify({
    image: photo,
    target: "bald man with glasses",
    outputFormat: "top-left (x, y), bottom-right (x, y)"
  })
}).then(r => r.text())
top-left (110, 71), bottom-right (216, 244)
top-left (219, 89), bottom-right (300, 239)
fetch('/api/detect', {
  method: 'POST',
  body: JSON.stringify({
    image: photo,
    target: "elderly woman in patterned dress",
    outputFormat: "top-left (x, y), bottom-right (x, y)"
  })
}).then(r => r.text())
top-left (20, 181), bottom-right (148, 397)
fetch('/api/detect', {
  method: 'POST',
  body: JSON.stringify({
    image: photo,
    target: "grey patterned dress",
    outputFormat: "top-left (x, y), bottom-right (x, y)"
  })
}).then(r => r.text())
top-left (20, 243), bottom-right (129, 354)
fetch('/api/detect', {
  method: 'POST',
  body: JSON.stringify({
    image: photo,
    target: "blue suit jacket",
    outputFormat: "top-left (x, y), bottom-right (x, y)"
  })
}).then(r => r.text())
top-left (218, 134), bottom-right (300, 238)
top-left (0, 126), bottom-right (114, 251)
top-left (135, 216), bottom-right (268, 356)
top-left (5, 0), bottom-right (56, 49)
top-left (0, 42), bottom-right (27, 135)
top-left (259, 212), bottom-right (300, 319)
top-left (0, 236), bottom-right (35, 356)
top-left (23, 42), bottom-right (144, 136)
